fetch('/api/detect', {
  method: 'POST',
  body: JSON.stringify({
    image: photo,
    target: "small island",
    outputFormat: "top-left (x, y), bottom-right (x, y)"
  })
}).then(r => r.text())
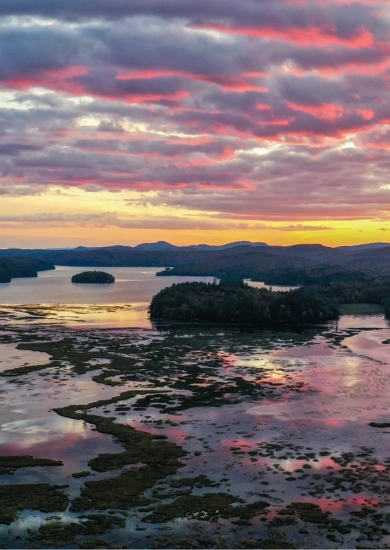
top-left (71, 271), bottom-right (115, 284)
top-left (149, 279), bottom-right (339, 325)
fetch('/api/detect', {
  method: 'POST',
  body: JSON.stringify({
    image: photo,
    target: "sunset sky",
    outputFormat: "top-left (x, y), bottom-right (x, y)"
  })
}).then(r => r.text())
top-left (1, 0), bottom-right (390, 248)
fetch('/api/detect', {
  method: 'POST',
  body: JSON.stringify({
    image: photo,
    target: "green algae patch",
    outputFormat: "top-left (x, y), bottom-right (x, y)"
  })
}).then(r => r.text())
top-left (143, 494), bottom-right (270, 523)
top-left (71, 465), bottom-right (166, 512)
top-left (64, 389), bottom-right (158, 411)
top-left (143, 493), bottom-right (238, 523)
top-left (0, 484), bottom-right (69, 524)
top-left (0, 455), bottom-right (63, 475)
top-left (55, 399), bottom-right (187, 512)
top-left (0, 364), bottom-right (50, 377)
top-left (275, 502), bottom-right (330, 525)
top-left (16, 337), bottom-right (123, 376)
top-left (231, 500), bottom-right (270, 520)
top-left (33, 514), bottom-right (125, 548)
top-left (55, 404), bottom-right (187, 473)
top-left (170, 474), bottom-right (219, 489)
top-left (34, 520), bottom-right (86, 548)
top-left (241, 531), bottom-right (296, 550)
top-left (72, 471), bottom-right (91, 479)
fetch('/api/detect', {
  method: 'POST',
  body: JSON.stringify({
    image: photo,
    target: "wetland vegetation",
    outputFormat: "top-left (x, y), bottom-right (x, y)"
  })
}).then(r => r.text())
top-left (0, 267), bottom-right (390, 548)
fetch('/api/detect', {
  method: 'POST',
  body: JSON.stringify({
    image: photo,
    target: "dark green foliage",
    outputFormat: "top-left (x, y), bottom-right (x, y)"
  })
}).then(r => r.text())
top-left (149, 281), bottom-right (339, 325)
top-left (0, 257), bottom-right (54, 283)
top-left (219, 275), bottom-right (246, 288)
top-left (0, 455), bottom-right (62, 470)
top-left (71, 271), bottom-right (115, 284)
top-left (158, 264), bottom-right (390, 319)
top-left (0, 484), bottom-right (69, 524)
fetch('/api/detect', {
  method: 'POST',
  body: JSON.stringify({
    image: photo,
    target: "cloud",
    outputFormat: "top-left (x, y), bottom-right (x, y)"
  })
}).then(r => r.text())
top-left (0, 210), bottom-right (335, 232)
top-left (272, 224), bottom-right (333, 231)
top-left (0, 0), bottom-right (389, 230)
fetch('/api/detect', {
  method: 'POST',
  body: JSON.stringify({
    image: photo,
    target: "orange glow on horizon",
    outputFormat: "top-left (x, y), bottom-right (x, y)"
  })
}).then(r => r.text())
top-left (0, 219), bottom-right (389, 249)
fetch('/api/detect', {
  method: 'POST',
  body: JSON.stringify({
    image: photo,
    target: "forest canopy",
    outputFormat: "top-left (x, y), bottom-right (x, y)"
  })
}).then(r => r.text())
top-left (0, 257), bottom-right (54, 283)
top-left (149, 280), bottom-right (339, 326)
top-left (71, 271), bottom-right (115, 284)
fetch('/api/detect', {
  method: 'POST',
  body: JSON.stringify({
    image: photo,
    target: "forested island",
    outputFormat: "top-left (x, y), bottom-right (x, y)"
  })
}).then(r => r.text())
top-left (71, 271), bottom-right (115, 284)
top-left (158, 266), bottom-right (390, 319)
top-left (149, 280), bottom-right (340, 325)
top-left (0, 257), bottom-right (54, 283)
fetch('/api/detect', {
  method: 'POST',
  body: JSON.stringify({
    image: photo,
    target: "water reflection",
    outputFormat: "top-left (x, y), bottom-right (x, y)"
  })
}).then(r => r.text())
top-left (0, 299), bottom-right (390, 547)
top-left (0, 266), bottom-right (214, 307)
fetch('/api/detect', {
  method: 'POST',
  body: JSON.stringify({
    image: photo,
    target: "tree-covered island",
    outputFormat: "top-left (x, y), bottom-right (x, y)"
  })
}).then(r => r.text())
top-left (71, 271), bottom-right (115, 284)
top-left (157, 265), bottom-right (390, 319)
top-left (149, 280), bottom-right (339, 325)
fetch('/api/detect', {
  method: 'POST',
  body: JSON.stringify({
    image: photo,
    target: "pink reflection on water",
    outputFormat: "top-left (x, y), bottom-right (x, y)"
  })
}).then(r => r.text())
top-left (345, 329), bottom-right (390, 365)
top-left (131, 421), bottom-right (188, 441)
top-left (267, 495), bottom-right (379, 520)
top-left (256, 377), bottom-right (285, 385)
top-left (218, 352), bottom-right (237, 369)
top-left (273, 342), bottom-right (335, 359)
top-left (281, 456), bottom-right (342, 472)
top-left (221, 438), bottom-right (258, 450)
top-left (0, 429), bottom-right (122, 473)
top-left (0, 433), bottom-right (82, 460)
top-left (322, 419), bottom-right (347, 427)
top-left (316, 496), bottom-right (378, 512)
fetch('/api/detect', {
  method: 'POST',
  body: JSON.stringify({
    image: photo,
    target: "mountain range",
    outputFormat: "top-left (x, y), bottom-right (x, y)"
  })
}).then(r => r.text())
top-left (1, 241), bottom-right (390, 283)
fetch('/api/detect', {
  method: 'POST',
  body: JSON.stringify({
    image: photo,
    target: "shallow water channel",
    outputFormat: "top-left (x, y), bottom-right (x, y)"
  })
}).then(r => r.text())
top-left (0, 270), bottom-right (390, 548)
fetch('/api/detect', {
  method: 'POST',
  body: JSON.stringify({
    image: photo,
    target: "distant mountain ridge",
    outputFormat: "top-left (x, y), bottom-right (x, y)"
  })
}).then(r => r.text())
top-left (133, 240), bottom-right (269, 251)
top-left (338, 242), bottom-right (390, 251)
top-left (188, 241), bottom-right (268, 250)
top-left (0, 241), bottom-right (390, 282)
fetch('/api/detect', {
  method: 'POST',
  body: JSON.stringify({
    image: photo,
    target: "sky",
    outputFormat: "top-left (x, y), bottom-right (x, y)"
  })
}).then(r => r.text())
top-left (1, 0), bottom-right (390, 248)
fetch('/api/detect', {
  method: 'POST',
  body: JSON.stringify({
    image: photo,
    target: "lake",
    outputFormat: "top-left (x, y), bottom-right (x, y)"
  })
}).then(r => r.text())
top-left (0, 267), bottom-right (390, 548)
top-left (0, 266), bottom-right (296, 328)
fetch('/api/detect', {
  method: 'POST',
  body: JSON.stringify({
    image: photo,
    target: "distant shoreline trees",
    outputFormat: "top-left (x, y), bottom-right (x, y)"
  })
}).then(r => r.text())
top-left (157, 265), bottom-right (390, 320)
top-left (0, 257), bottom-right (54, 283)
top-left (71, 271), bottom-right (115, 284)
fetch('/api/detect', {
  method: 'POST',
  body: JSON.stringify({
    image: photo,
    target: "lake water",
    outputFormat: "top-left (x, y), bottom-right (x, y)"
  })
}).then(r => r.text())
top-left (0, 267), bottom-right (296, 328)
top-left (0, 269), bottom-right (390, 548)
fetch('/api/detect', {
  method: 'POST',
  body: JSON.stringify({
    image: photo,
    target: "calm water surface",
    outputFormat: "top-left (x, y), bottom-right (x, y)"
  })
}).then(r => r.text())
top-left (0, 267), bottom-right (296, 328)
top-left (0, 266), bottom-right (216, 327)
top-left (0, 270), bottom-right (390, 548)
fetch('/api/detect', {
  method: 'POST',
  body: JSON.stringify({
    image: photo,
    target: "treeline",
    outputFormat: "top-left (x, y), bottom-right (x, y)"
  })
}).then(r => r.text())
top-left (158, 265), bottom-right (390, 319)
top-left (157, 264), bottom-right (385, 286)
top-left (269, 267), bottom-right (390, 317)
top-left (71, 270), bottom-right (115, 284)
top-left (2, 242), bottom-right (390, 271)
top-left (156, 248), bottom-right (312, 280)
top-left (0, 257), bottom-right (55, 283)
top-left (149, 281), bottom-right (339, 325)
